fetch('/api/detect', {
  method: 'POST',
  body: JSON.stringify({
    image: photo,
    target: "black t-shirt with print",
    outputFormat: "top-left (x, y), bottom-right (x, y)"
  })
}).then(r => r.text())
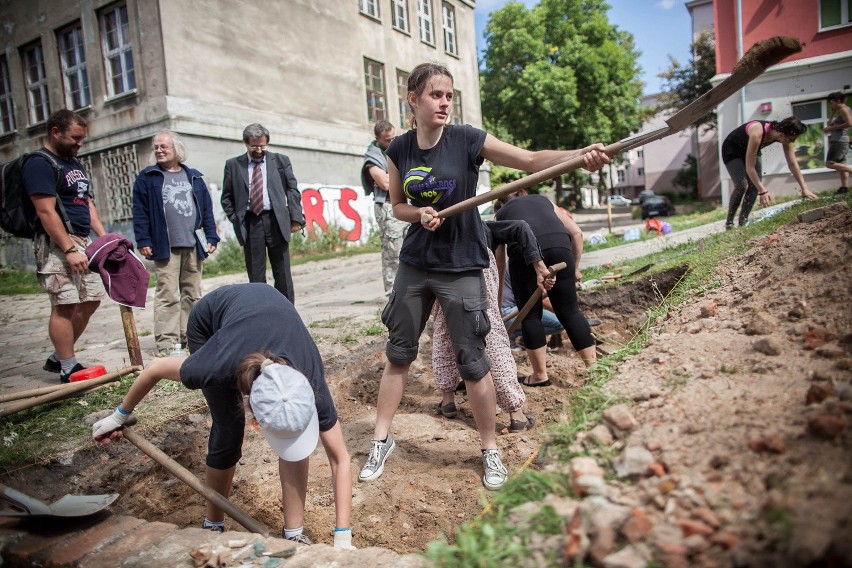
top-left (387, 124), bottom-right (489, 272)
top-left (22, 148), bottom-right (93, 236)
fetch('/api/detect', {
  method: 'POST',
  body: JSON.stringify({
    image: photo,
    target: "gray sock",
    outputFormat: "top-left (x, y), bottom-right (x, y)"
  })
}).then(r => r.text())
top-left (60, 357), bottom-right (79, 374)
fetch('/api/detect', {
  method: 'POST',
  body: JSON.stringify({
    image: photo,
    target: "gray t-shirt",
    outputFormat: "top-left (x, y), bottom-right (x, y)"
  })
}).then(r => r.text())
top-left (161, 168), bottom-right (196, 248)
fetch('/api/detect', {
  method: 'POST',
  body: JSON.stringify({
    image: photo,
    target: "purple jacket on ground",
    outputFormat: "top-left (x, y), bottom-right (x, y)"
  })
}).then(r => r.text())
top-left (86, 233), bottom-right (149, 309)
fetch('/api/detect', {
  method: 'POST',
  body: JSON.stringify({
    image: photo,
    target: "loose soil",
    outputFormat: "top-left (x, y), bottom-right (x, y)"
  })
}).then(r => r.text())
top-left (2, 205), bottom-right (850, 565)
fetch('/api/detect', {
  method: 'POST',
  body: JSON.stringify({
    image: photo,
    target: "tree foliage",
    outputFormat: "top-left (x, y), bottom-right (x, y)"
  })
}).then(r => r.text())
top-left (672, 153), bottom-right (698, 195)
top-left (658, 29), bottom-right (716, 130)
top-left (480, 0), bottom-right (644, 203)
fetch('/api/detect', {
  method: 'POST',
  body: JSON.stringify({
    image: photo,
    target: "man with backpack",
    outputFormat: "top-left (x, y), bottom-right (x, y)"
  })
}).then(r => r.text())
top-left (23, 109), bottom-right (106, 383)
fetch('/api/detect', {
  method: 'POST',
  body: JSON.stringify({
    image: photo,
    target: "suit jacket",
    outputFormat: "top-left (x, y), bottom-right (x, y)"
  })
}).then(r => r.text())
top-left (221, 152), bottom-right (305, 245)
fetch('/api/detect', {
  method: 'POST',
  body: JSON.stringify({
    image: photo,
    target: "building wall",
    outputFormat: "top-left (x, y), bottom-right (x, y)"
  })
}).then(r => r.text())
top-left (714, 0), bottom-right (852, 74)
top-left (0, 0), bottom-right (481, 266)
top-left (712, 1), bottom-right (852, 202)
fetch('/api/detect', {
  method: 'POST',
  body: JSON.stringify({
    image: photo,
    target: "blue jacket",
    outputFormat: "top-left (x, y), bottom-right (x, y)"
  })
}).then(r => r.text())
top-left (132, 164), bottom-right (220, 261)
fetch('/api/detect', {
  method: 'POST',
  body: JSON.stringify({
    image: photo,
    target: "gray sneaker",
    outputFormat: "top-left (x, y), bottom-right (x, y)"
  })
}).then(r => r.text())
top-left (482, 449), bottom-right (508, 490)
top-left (359, 434), bottom-right (396, 482)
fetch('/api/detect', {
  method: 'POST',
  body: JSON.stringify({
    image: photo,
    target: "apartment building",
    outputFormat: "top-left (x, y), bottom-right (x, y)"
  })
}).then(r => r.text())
top-left (713, 0), bottom-right (851, 201)
top-left (0, 0), bottom-right (480, 264)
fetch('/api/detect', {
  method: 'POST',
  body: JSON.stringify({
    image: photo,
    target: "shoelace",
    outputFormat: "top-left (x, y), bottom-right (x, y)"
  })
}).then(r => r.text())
top-left (483, 451), bottom-right (506, 475)
top-left (364, 441), bottom-right (382, 470)
top-left (287, 534), bottom-right (313, 545)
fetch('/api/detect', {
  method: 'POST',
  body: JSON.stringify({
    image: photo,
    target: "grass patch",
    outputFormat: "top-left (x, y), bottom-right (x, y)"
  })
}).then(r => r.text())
top-left (423, 194), bottom-right (844, 564)
top-left (0, 372), bottom-right (205, 473)
top-left (0, 267), bottom-right (41, 295)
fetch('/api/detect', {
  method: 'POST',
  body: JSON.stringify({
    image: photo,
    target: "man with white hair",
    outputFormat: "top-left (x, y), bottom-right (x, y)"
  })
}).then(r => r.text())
top-left (132, 129), bottom-right (219, 355)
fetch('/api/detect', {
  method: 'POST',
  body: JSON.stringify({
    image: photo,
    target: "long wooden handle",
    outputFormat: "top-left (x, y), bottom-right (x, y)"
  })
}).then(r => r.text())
top-left (0, 366), bottom-right (142, 417)
top-left (421, 127), bottom-right (670, 224)
top-left (121, 427), bottom-right (271, 536)
top-left (506, 262), bottom-right (567, 336)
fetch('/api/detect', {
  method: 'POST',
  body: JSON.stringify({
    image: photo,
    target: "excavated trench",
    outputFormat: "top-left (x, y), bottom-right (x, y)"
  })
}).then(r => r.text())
top-left (2, 266), bottom-right (690, 553)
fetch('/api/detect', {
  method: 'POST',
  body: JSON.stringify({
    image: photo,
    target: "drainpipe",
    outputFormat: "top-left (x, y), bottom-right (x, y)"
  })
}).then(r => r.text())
top-left (736, 0), bottom-right (746, 124)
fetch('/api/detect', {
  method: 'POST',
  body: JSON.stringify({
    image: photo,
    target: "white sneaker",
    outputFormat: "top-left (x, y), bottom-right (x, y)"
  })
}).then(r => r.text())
top-left (359, 434), bottom-right (396, 482)
top-left (482, 449), bottom-right (508, 490)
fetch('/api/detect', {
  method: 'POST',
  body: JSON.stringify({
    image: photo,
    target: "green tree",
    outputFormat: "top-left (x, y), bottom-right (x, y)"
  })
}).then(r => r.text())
top-left (672, 154), bottom-right (698, 196)
top-left (480, 0), bottom-right (643, 205)
top-left (658, 29), bottom-right (716, 130)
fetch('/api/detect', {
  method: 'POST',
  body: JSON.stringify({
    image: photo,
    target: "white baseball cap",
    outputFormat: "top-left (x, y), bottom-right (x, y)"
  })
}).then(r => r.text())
top-left (249, 363), bottom-right (319, 462)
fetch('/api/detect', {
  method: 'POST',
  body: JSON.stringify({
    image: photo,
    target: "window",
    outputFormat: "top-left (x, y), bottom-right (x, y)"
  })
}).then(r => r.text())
top-left (819, 0), bottom-right (852, 30)
top-left (441, 2), bottom-right (457, 56)
top-left (638, 167), bottom-right (644, 177)
top-left (364, 58), bottom-right (386, 122)
top-left (397, 69), bottom-right (409, 129)
top-left (359, 0), bottom-right (380, 19)
top-left (451, 89), bottom-right (463, 125)
top-left (616, 170), bottom-right (625, 183)
top-left (99, 4), bottom-right (136, 97)
top-left (792, 100), bottom-right (827, 170)
top-left (418, 0), bottom-right (434, 45)
top-left (792, 95), bottom-right (852, 170)
top-left (57, 22), bottom-right (91, 109)
top-left (21, 42), bottom-right (49, 124)
top-left (0, 57), bottom-right (14, 134)
top-left (392, 0), bottom-right (410, 32)
top-left (637, 149), bottom-right (644, 158)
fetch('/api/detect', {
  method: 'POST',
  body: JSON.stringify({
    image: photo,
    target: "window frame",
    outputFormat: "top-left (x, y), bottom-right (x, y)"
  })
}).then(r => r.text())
top-left (364, 58), bottom-right (387, 123)
top-left (392, 0), bottom-right (410, 33)
top-left (451, 89), bottom-right (463, 125)
top-left (616, 169), bottom-right (625, 183)
top-left (818, 0), bottom-right (852, 31)
top-left (21, 42), bottom-right (50, 125)
top-left (441, 2), bottom-right (458, 57)
top-left (99, 3), bottom-right (137, 98)
top-left (396, 69), bottom-right (410, 129)
top-left (57, 21), bottom-right (92, 110)
top-left (359, 0), bottom-right (381, 20)
top-left (418, 0), bottom-right (435, 46)
top-left (0, 56), bottom-right (15, 134)
top-left (791, 95), bottom-right (852, 171)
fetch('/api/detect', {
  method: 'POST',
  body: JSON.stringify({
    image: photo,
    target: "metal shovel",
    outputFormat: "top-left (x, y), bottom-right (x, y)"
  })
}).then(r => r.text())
top-left (0, 483), bottom-right (117, 518)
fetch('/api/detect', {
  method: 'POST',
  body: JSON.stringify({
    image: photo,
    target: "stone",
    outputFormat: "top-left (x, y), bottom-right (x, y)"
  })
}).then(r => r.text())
top-left (699, 302), bottom-right (717, 318)
top-left (807, 414), bottom-right (847, 439)
top-left (752, 337), bottom-right (782, 356)
top-left (589, 424), bottom-right (614, 446)
top-left (693, 507), bottom-right (721, 528)
top-left (744, 313), bottom-right (775, 336)
top-left (806, 382), bottom-right (835, 404)
top-left (684, 533), bottom-right (710, 555)
top-left (613, 446), bottom-right (655, 478)
top-left (602, 404), bottom-right (638, 433)
top-left (816, 342), bottom-right (846, 359)
top-left (803, 326), bottom-right (837, 350)
top-left (588, 500), bottom-right (631, 564)
top-left (747, 433), bottom-right (786, 454)
top-left (676, 518), bottom-right (714, 537)
top-left (602, 544), bottom-right (649, 568)
top-left (569, 457), bottom-right (606, 497)
top-left (709, 530), bottom-right (739, 549)
top-left (620, 507), bottom-right (653, 543)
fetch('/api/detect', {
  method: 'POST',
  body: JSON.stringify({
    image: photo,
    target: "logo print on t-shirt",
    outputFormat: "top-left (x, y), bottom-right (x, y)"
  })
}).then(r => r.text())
top-left (163, 180), bottom-right (194, 217)
top-left (66, 168), bottom-right (90, 205)
top-left (402, 165), bottom-right (457, 206)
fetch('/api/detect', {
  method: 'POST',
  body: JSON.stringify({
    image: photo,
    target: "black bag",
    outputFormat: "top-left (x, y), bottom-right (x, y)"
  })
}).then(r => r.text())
top-left (0, 150), bottom-right (71, 238)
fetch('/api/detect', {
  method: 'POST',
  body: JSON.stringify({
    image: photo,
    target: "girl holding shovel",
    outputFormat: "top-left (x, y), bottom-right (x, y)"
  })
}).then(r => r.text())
top-left (93, 283), bottom-right (354, 548)
top-left (357, 62), bottom-right (608, 490)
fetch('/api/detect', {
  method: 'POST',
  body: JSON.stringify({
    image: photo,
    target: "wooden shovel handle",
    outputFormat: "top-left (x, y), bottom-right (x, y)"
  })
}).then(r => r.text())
top-left (506, 262), bottom-right (567, 336)
top-left (121, 427), bottom-right (271, 536)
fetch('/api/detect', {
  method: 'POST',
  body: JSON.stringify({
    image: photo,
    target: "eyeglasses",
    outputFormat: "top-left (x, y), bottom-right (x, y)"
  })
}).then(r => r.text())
top-left (153, 145), bottom-right (173, 151)
top-left (247, 145), bottom-right (268, 150)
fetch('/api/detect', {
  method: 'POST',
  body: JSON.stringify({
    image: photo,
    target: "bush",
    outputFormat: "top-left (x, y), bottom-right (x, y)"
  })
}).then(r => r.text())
top-left (203, 238), bottom-right (246, 278)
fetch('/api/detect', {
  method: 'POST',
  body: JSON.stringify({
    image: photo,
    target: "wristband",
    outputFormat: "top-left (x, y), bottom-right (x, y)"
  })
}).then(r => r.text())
top-left (116, 404), bottom-right (132, 415)
top-left (758, 192), bottom-right (768, 196)
top-left (63, 245), bottom-right (77, 254)
top-left (334, 528), bottom-right (351, 532)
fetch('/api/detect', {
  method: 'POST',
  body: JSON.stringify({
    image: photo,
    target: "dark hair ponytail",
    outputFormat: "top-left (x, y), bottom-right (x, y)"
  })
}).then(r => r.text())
top-left (235, 351), bottom-right (286, 395)
top-left (770, 116), bottom-right (806, 138)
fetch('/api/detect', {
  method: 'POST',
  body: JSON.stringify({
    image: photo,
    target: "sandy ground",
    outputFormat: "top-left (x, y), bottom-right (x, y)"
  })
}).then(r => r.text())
top-left (1, 202), bottom-right (850, 565)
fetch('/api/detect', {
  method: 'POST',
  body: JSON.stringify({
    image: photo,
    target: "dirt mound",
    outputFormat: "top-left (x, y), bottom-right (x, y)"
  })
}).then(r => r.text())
top-left (2, 204), bottom-right (849, 565)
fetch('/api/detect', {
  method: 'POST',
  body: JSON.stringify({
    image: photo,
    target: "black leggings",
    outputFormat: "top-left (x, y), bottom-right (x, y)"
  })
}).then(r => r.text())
top-left (508, 246), bottom-right (594, 352)
top-left (725, 157), bottom-right (762, 227)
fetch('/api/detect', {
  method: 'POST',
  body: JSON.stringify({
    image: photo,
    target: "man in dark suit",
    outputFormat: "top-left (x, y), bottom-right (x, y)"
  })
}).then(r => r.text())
top-left (221, 123), bottom-right (305, 303)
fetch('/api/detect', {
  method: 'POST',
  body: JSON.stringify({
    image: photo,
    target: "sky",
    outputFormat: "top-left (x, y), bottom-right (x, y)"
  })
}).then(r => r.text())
top-left (474, 0), bottom-right (694, 96)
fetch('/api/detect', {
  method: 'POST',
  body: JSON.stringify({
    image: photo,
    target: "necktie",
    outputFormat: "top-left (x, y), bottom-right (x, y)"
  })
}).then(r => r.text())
top-left (249, 160), bottom-right (264, 215)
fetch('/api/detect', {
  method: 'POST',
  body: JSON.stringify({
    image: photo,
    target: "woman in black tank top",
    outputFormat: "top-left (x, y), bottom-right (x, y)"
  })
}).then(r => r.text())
top-left (721, 117), bottom-right (817, 229)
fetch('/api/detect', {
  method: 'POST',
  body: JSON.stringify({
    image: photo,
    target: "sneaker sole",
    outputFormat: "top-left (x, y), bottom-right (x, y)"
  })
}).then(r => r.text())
top-left (482, 475), bottom-right (507, 491)
top-left (358, 440), bottom-right (396, 482)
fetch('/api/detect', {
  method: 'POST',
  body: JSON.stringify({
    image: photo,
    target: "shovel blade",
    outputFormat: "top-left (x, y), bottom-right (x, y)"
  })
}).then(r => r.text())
top-left (0, 483), bottom-right (118, 518)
